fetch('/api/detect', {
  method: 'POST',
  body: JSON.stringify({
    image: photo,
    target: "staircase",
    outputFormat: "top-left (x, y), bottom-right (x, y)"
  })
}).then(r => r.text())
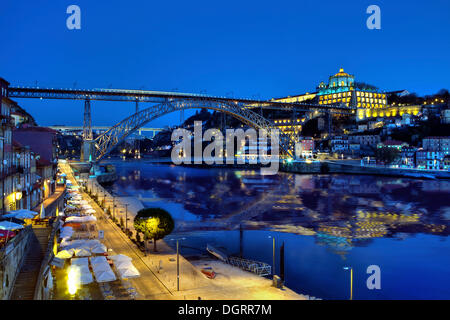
top-left (10, 227), bottom-right (52, 300)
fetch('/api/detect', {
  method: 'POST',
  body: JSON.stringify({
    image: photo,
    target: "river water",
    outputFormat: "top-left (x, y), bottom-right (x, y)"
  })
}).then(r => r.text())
top-left (104, 160), bottom-right (450, 300)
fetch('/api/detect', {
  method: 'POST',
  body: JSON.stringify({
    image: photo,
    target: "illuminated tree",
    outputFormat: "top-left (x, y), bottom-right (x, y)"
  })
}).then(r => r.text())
top-left (134, 208), bottom-right (174, 252)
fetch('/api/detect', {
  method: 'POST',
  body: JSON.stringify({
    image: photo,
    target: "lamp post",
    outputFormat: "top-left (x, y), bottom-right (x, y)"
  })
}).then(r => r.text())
top-left (268, 235), bottom-right (276, 277)
top-left (343, 266), bottom-right (353, 300)
top-left (124, 203), bottom-right (129, 231)
top-left (112, 196), bottom-right (116, 220)
top-left (102, 190), bottom-right (106, 208)
top-left (168, 237), bottom-right (186, 291)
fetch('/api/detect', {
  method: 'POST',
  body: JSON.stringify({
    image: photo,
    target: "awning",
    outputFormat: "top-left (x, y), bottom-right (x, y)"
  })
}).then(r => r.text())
top-left (0, 221), bottom-right (25, 230)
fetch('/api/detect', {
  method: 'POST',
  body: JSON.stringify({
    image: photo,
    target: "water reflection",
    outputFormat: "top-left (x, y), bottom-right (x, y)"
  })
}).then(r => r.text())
top-left (106, 161), bottom-right (450, 299)
top-left (109, 162), bottom-right (449, 253)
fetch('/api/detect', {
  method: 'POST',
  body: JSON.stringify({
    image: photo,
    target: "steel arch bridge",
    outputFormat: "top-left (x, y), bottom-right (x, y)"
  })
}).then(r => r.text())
top-left (92, 99), bottom-right (298, 162)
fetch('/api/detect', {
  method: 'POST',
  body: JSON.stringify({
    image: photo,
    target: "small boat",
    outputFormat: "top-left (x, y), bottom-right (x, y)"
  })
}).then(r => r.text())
top-left (201, 267), bottom-right (216, 279)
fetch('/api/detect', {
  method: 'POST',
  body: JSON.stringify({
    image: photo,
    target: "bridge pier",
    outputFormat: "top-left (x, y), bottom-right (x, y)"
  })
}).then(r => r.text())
top-left (80, 139), bottom-right (95, 162)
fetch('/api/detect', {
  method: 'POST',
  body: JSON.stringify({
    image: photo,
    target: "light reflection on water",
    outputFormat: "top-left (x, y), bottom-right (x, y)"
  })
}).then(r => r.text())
top-left (106, 160), bottom-right (450, 299)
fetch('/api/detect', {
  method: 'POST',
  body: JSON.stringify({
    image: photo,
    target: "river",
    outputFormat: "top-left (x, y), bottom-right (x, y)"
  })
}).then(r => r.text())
top-left (103, 160), bottom-right (450, 300)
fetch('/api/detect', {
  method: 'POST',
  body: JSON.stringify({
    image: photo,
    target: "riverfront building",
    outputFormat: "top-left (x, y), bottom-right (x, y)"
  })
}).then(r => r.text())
top-left (317, 68), bottom-right (388, 111)
top-left (271, 68), bottom-right (422, 122)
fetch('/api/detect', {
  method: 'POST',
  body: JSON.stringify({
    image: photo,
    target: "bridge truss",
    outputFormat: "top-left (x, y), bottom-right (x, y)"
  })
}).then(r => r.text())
top-left (93, 98), bottom-right (300, 162)
top-left (7, 85), bottom-right (356, 162)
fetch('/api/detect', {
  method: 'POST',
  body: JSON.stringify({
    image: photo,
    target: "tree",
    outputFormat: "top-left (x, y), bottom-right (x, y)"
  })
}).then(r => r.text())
top-left (133, 208), bottom-right (174, 252)
top-left (376, 147), bottom-right (400, 165)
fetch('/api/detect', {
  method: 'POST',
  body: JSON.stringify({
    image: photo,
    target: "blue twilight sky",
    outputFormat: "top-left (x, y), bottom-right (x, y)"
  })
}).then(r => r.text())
top-left (1, 0), bottom-right (449, 127)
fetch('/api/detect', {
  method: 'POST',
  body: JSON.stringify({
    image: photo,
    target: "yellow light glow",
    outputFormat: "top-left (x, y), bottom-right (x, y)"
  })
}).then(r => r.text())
top-left (67, 265), bottom-right (80, 295)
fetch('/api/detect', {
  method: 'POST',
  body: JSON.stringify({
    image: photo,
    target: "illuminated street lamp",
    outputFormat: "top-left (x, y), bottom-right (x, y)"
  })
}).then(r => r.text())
top-left (343, 266), bottom-right (353, 300)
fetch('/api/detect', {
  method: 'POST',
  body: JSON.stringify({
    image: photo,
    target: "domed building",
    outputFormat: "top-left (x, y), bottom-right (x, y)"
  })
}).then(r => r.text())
top-left (317, 68), bottom-right (388, 119)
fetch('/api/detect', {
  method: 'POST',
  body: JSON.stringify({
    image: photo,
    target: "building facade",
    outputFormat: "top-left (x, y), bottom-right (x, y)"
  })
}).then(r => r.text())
top-left (1, 78), bottom-right (15, 214)
top-left (422, 137), bottom-right (450, 155)
top-left (13, 126), bottom-right (59, 201)
top-left (295, 137), bottom-right (315, 158)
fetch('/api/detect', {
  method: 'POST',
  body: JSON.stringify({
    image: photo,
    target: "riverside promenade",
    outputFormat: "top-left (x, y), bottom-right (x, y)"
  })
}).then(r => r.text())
top-left (62, 162), bottom-right (305, 300)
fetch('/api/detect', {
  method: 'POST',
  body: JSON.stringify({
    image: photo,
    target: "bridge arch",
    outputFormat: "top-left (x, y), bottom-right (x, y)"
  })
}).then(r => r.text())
top-left (92, 99), bottom-right (297, 162)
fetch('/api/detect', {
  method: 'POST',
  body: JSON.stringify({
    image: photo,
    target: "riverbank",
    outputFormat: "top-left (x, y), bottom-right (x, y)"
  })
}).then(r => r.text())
top-left (78, 168), bottom-right (306, 300)
top-left (281, 160), bottom-right (450, 179)
top-left (102, 157), bottom-right (450, 180)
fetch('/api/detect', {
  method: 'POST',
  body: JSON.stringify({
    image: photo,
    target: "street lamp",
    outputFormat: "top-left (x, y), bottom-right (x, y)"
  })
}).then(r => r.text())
top-left (124, 203), bottom-right (129, 232)
top-left (343, 266), bottom-right (353, 300)
top-left (168, 237), bottom-right (186, 291)
top-left (268, 235), bottom-right (276, 278)
top-left (112, 196), bottom-right (116, 220)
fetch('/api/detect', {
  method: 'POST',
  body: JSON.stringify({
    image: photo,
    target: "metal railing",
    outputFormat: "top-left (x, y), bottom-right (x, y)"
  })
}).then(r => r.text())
top-left (226, 256), bottom-right (272, 277)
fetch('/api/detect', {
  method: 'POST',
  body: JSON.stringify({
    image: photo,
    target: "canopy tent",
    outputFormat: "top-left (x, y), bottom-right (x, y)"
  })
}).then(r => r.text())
top-left (70, 258), bottom-right (93, 285)
top-left (0, 217), bottom-right (26, 225)
top-left (90, 256), bottom-right (109, 265)
top-left (59, 226), bottom-right (74, 240)
top-left (55, 249), bottom-right (74, 259)
top-left (114, 259), bottom-right (135, 269)
top-left (74, 248), bottom-right (91, 257)
top-left (61, 239), bottom-right (102, 251)
top-left (93, 269), bottom-right (116, 283)
top-left (65, 216), bottom-right (97, 223)
top-left (80, 270), bottom-right (94, 285)
top-left (91, 257), bottom-right (116, 283)
top-left (109, 254), bottom-right (132, 263)
top-left (63, 222), bottom-right (82, 229)
top-left (91, 243), bottom-right (107, 254)
top-left (4, 209), bottom-right (38, 219)
top-left (71, 257), bottom-right (89, 267)
top-left (0, 221), bottom-right (25, 230)
top-left (117, 263), bottom-right (140, 279)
